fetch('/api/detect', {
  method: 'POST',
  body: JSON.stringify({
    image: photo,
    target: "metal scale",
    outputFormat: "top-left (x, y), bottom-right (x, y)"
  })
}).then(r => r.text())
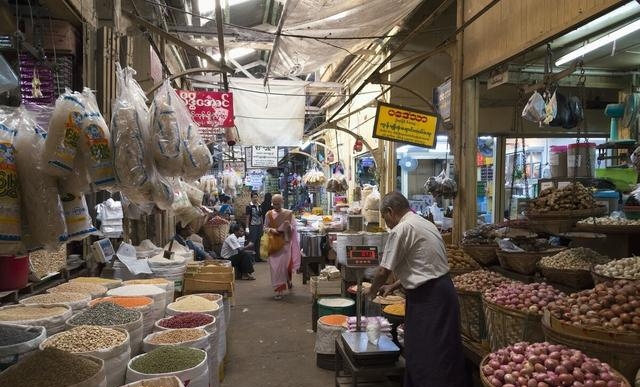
top-left (341, 245), bottom-right (400, 366)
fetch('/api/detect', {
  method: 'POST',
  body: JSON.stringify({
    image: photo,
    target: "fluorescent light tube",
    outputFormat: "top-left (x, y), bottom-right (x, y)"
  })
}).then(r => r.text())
top-left (555, 18), bottom-right (640, 66)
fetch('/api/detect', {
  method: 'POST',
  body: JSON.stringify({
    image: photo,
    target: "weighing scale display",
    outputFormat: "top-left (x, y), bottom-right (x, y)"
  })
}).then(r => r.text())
top-left (346, 245), bottom-right (379, 267)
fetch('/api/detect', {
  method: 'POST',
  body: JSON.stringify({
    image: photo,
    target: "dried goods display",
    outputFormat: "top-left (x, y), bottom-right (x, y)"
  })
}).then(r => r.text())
top-left (145, 328), bottom-right (206, 345)
top-left (326, 174), bottom-right (349, 193)
top-left (302, 169), bottom-right (326, 187)
top-left (68, 302), bottom-right (140, 326)
top-left (452, 270), bottom-right (511, 293)
top-left (539, 248), bottom-right (610, 271)
top-left (484, 282), bottom-right (565, 315)
top-left (593, 257), bottom-right (640, 280)
top-left (461, 223), bottom-right (501, 245)
top-left (28, 245), bottom-right (67, 279)
top-left (129, 346), bottom-right (205, 374)
top-left (578, 216), bottom-right (640, 226)
top-left (547, 280), bottom-right (640, 332)
top-left (481, 341), bottom-right (629, 387)
top-left (424, 169), bottom-right (457, 199)
top-left (446, 245), bottom-right (481, 271)
top-left (42, 325), bottom-right (127, 352)
top-left (526, 183), bottom-right (598, 213)
top-left (157, 313), bottom-right (214, 329)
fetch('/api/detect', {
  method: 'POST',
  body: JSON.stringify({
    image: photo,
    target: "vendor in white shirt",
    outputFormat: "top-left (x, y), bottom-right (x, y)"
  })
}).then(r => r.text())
top-left (221, 223), bottom-right (256, 280)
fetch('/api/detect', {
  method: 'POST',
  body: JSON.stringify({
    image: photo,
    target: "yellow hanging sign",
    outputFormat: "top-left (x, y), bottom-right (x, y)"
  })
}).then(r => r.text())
top-left (372, 102), bottom-right (438, 148)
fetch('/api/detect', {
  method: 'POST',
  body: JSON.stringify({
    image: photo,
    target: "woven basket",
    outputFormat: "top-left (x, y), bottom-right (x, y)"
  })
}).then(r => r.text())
top-left (542, 311), bottom-right (639, 384)
top-left (203, 223), bottom-right (229, 245)
top-left (496, 248), bottom-right (566, 275)
top-left (461, 244), bottom-right (498, 266)
top-left (525, 206), bottom-right (607, 235)
top-left (457, 289), bottom-right (486, 343)
top-left (539, 266), bottom-right (594, 290)
top-left (479, 353), bottom-right (631, 387)
top-left (482, 297), bottom-right (544, 351)
top-left (589, 268), bottom-right (633, 284)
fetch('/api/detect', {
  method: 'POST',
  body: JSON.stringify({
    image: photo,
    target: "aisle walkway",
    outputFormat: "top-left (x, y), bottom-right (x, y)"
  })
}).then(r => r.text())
top-left (222, 261), bottom-right (334, 387)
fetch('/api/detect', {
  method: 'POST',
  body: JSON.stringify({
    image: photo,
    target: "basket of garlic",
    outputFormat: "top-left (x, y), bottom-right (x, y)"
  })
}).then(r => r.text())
top-left (576, 215), bottom-right (640, 232)
top-left (538, 247), bottom-right (611, 290)
top-left (591, 256), bottom-right (640, 284)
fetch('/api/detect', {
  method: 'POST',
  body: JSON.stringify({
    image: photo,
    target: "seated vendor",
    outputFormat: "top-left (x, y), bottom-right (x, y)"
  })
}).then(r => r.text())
top-left (173, 223), bottom-right (214, 261)
top-left (221, 223), bottom-right (256, 280)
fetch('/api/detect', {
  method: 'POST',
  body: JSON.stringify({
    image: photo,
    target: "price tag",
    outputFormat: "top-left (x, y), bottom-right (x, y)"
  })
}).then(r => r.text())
top-left (557, 181), bottom-right (570, 189)
top-left (346, 245), bottom-right (379, 268)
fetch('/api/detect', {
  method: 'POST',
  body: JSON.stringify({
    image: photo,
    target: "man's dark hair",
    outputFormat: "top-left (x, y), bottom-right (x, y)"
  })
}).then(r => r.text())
top-left (381, 191), bottom-right (410, 212)
top-left (229, 223), bottom-right (243, 234)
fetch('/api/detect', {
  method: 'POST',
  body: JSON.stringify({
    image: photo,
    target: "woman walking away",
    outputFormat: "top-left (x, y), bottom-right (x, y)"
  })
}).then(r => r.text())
top-left (264, 194), bottom-right (300, 300)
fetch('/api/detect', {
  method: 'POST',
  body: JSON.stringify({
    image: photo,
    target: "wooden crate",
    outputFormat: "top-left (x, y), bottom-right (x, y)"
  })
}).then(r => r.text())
top-left (183, 274), bottom-right (235, 297)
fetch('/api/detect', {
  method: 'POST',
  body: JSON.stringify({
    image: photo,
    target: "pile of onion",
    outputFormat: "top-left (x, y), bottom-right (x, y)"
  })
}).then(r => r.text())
top-left (452, 270), bottom-right (512, 293)
top-left (547, 280), bottom-right (640, 332)
top-left (481, 341), bottom-right (627, 387)
top-left (484, 282), bottom-right (565, 314)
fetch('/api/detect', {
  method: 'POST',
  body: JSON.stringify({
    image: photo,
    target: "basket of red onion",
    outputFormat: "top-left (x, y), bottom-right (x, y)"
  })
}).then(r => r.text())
top-left (542, 280), bottom-right (640, 382)
top-left (453, 270), bottom-right (513, 343)
top-left (480, 341), bottom-right (631, 387)
top-left (483, 282), bottom-right (565, 351)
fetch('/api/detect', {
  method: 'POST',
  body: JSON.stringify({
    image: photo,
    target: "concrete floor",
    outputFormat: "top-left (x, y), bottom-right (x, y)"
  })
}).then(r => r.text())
top-left (221, 261), bottom-right (334, 387)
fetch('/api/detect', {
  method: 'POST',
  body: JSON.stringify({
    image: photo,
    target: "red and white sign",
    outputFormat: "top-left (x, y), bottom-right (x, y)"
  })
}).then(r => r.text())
top-left (176, 90), bottom-right (234, 128)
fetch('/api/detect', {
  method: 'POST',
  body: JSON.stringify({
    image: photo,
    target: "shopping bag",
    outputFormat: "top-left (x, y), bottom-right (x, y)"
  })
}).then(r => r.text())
top-left (260, 233), bottom-right (270, 259)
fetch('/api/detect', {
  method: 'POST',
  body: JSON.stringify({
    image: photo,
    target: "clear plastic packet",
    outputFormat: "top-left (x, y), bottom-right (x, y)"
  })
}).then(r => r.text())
top-left (80, 88), bottom-right (116, 188)
top-left (150, 80), bottom-right (183, 176)
top-left (0, 112), bottom-right (22, 253)
top-left (0, 53), bottom-right (19, 93)
top-left (521, 91), bottom-right (546, 123)
top-left (13, 107), bottom-right (67, 250)
top-left (182, 121), bottom-right (213, 181)
top-left (58, 189), bottom-right (98, 242)
top-left (42, 89), bottom-right (86, 176)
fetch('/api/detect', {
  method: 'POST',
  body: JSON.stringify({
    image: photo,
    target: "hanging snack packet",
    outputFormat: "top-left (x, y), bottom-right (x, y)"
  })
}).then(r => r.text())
top-left (0, 112), bottom-right (21, 253)
top-left (42, 90), bottom-right (85, 176)
top-left (80, 88), bottom-right (116, 188)
top-left (150, 80), bottom-right (183, 176)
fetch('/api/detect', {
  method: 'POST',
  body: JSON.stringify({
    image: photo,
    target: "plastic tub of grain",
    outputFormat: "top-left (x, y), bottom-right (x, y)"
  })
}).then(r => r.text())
top-left (107, 285), bottom-right (166, 323)
top-left (0, 304), bottom-right (72, 335)
top-left (67, 302), bottom-right (144, 356)
top-left (124, 278), bottom-right (175, 305)
top-left (0, 323), bottom-right (46, 371)
top-left (119, 376), bottom-right (184, 387)
top-left (126, 347), bottom-right (208, 387)
top-left (48, 282), bottom-right (108, 299)
top-left (20, 292), bottom-right (91, 312)
top-left (89, 296), bottom-right (155, 336)
top-left (0, 347), bottom-right (107, 387)
top-left (41, 326), bottom-right (130, 387)
top-left (70, 277), bottom-right (123, 290)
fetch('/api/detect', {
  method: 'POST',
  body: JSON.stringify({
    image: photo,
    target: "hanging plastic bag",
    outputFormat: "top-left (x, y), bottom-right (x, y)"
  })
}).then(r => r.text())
top-left (549, 91), bottom-right (571, 128)
top-left (150, 81), bottom-right (183, 177)
top-left (0, 53), bottom-right (19, 93)
top-left (542, 90), bottom-right (557, 125)
top-left (13, 107), bottom-right (67, 250)
top-left (521, 91), bottom-right (546, 123)
top-left (0, 113), bottom-right (22, 253)
top-left (182, 122), bottom-right (213, 181)
top-left (80, 88), bottom-right (116, 188)
top-left (42, 89), bottom-right (85, 176)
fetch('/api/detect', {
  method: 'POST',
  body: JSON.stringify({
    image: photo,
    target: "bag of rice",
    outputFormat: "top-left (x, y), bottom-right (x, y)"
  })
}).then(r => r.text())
top-left (79, 88), bottom-right (115, 189)
top-left (42, 90), bottom-right (85, 176)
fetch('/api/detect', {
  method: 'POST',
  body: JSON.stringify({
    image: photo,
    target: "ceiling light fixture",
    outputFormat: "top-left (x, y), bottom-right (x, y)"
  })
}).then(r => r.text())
top-left (555, 18), bottom-right (640, 66)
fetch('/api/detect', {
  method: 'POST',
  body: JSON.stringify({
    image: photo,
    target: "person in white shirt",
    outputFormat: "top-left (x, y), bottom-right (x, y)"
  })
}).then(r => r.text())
top-left (365, 191), bottom-right (468, 387)
top-left (221, 223), bottom-right (256, 280)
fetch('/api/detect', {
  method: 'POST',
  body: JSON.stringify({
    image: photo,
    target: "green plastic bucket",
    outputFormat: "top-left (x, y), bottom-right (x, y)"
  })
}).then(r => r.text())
top-left (317, 297), bottom-right (356, 318)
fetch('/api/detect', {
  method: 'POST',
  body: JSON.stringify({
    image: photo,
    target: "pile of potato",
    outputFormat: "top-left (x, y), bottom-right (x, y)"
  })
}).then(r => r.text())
top-left (527, 182), bottom-right (598, 213)
top-left (539, 247), bottom-right (611, 271)
top-left (446, 245), bottom-right (481, 270)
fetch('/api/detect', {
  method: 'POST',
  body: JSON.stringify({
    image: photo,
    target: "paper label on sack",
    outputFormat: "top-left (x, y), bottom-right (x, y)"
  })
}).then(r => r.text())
top-left (117, 242), bottom-right (153, 275)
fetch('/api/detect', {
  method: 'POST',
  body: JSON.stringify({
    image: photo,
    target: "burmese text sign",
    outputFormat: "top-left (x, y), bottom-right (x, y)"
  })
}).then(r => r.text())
top-left (372, 102), bottom-right (438, 148)
top-left (176, 90), bottom-right (234, 128)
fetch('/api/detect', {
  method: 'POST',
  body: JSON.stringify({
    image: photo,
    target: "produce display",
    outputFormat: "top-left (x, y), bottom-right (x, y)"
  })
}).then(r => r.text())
top-left (548, 280), bottom-right (640, 332)
top-left (481, 341), bottom-right (628, 387)
top-left (484, 282), bottom-right (565, 314)
top-left (0, 347), bottom-right (102, 387)
top-left (526, 183), bottom-right (598, 213)
top-left (578, 216), bottom-right (640, 226)
top-left (20, 292), bottom-right (90, 306)
top-left (452, 270), bottom-right (511, 293)
top-left (446, 245), bottom-right (481, 270)
top-left (42, 325), bottom-right (127, 352)
top-left (157, 313), bottom-right (214, 329)
top-left (146, 328), bottom-right (206, 345)
top-left (68, 302), bottom-right (140, 326)
top-left (48, 282), bottom-right (107, 298)
top-left (168, 295), bottom-right (218, 312)
top-left (593, 257), bottom-right (640, 280)
top-left (130, 346), bottom-right (205, 374)
top-left (0, 305), bottom-right (69, 320)
top-left (462, 223), bottom-right (501, 245)
top-left (539, 248), bottom-right (610, 270)
top-left (302, 169), bottom-right (326, 187)
top-left (0, 324), bottom-right (42, 346)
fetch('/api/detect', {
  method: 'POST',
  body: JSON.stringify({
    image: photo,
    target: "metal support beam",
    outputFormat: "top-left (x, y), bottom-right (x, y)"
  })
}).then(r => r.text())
top-left (263, 0), bottom-right (291, 85)
top-left (214, 0), bottom-right (229, 90)
top-left (145, 67), bottom-right (222, 97)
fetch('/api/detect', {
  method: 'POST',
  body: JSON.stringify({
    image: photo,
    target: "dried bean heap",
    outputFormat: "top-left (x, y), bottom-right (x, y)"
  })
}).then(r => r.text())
top-left (21, 292), bottom-right (89, 305)
top-left (527, 182), bottom-right (597, 213)
top-left (130, 346), bottom-right (205, 374)
top-left (452, 270), bottom-right (511, 293)
top-left (158, 312), bottom-right (214, 329)
top-left (539, 247), bottom-right (610, 271)
top-left (69, 301), bottom-right (140, 326)
top-left (0, 324), bottom-right (41, 346)
top-left (48, 282), bottom-right (107, 297)
top-left (147, 328), bottom-right (206, 345)
top-left (548, 279), bottom-right (640, 332)
top-left (0, 347), bottom-right (101, 387)
top-left (42, 326), bottom-right (127, 352)
top-left (0, 305), bottom-right (68, 321)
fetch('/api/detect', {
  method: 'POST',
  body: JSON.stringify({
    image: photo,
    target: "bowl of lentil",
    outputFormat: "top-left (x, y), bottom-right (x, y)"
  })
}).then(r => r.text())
top-left (126, 347), bottom-right (208, 387)
top-left (0, 304), bottom-right (72, 335)
top-left (70, 277), bottom-right (123, 290)
top-left (0, 323), bottom-right (46, 371)
top-left (41, 326), bottom-right (130, 387)
top-left (20, 291), bottom-right (91, 311)
top-left (48, 282), bottom-right (108, 299)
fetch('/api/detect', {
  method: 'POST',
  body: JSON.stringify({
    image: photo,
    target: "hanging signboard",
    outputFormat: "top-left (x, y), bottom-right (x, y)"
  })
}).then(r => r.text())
top-left (245, 169), bottom-right (266, 191)
top-left (251, 145), bottom-right (279, 168)
top-left (372, 102), bottom-right (438, 148)
top-left (176, 90), bottom-right (235, 128)
top-left (433, 78), bottom-right (451, 122)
